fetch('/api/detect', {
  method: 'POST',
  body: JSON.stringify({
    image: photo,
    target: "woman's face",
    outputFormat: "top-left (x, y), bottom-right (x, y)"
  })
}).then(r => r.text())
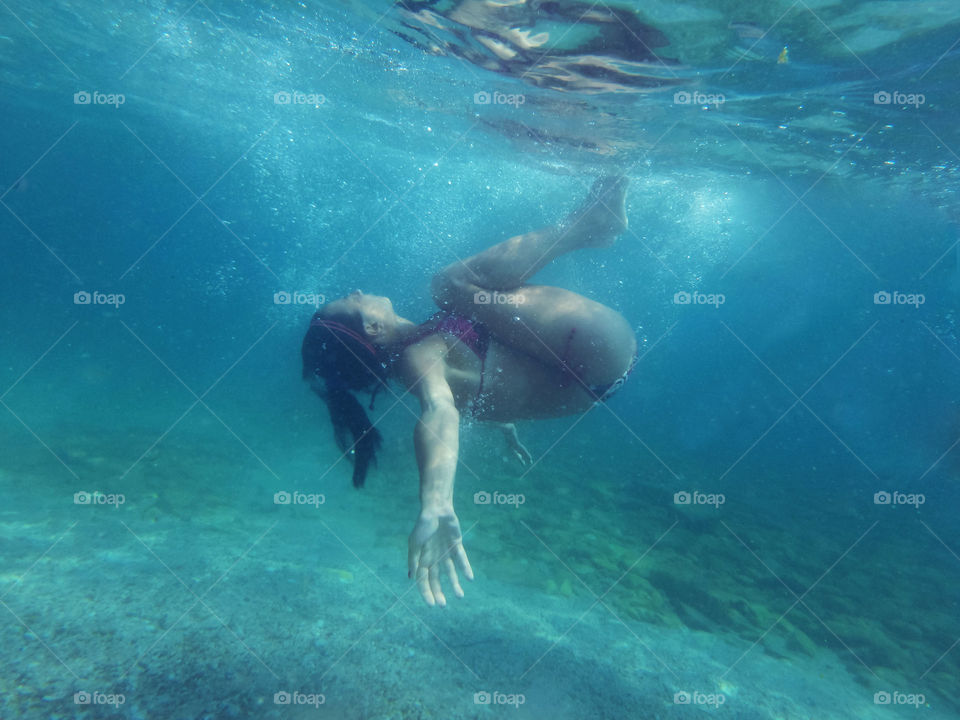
top-left (323, 290), bottom-right (397, 340)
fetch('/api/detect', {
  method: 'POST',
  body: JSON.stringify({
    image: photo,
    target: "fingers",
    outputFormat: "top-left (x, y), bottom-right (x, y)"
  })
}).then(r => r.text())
top-left (429, 567), bottom-right (447, 607)
top-left (511, 443), bottom-right (532, 467)
top-left (415, 562), bottom-right (436, 606)
top-left (411, 546), bottom-right (448, 607)
top-left (407, 539), bottom-right (418, 580)
top-left (411, 551), bottom-right (471, 606)
top-left (409, 531), bottom-right (473, 606)
top-left (444, 557), bottom-right (464, 598)
top-left (410, 536), bottom-right (436, 605)
top-left (454, 543), bottom-right (474, 581)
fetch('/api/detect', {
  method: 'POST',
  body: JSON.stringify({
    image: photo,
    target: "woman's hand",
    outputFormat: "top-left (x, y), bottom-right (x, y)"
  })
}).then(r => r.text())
top-left (408, 508), bottom-right (474, 606)
top-left (500, 423), bottom-right (532, 467)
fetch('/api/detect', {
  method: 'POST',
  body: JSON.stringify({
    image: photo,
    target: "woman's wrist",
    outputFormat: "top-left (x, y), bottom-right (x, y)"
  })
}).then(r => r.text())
top-left (419, 497), bottom-right (455, 517)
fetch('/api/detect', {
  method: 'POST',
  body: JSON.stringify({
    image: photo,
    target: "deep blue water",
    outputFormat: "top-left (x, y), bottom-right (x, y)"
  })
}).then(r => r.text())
top-left (2, 1), bottom-right (960, 718)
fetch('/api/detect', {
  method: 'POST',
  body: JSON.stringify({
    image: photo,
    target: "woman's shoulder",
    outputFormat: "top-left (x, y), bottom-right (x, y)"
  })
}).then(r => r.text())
top-left (392, 332), bottom-right (451, 388)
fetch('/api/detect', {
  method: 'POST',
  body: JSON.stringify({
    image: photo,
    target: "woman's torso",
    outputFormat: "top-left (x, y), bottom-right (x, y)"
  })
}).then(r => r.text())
top-left (399, 329), bottom-right (595, 421)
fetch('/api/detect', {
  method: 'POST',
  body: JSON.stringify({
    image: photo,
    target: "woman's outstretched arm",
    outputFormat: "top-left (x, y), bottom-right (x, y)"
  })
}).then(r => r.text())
top-left (400, 340), bottom-right (474, 606)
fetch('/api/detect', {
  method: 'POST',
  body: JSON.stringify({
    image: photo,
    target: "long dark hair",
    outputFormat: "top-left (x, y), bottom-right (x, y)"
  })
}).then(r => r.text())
top-left (301, 312), bottom-right (390, 488)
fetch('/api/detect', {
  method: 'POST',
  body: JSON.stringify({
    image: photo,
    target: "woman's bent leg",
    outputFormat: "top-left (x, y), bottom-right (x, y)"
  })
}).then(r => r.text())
top-left (432, 177), bottom-right (635, 387)
top-left (433, 176), bottom-right (628, 293)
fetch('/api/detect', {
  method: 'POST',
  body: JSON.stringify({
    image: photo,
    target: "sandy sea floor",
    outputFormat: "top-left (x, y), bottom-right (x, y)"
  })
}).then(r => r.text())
top-left (0, 411), bottom-right (955, 720)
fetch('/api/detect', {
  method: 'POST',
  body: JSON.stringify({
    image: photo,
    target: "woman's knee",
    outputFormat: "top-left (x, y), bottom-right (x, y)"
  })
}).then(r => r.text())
top-left (431, 268), bottom-right (478, 310)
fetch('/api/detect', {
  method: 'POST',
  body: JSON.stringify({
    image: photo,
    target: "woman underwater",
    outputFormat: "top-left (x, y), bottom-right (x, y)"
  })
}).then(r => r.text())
top-left (302, 176), bottom-right (637, 606)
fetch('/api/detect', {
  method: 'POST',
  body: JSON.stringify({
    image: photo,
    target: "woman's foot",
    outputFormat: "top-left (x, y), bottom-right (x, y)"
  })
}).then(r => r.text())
top-left (561, 175), bottom-right (629, 248)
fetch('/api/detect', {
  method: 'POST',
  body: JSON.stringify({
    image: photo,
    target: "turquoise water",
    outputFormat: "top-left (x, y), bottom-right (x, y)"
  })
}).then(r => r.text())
top-left (1, 1), bottom-right (959, 718)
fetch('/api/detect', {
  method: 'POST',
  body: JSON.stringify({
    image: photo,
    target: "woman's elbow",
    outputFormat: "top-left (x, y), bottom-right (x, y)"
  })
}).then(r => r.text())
top-left (431, 270), bottom-right (474, 310)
